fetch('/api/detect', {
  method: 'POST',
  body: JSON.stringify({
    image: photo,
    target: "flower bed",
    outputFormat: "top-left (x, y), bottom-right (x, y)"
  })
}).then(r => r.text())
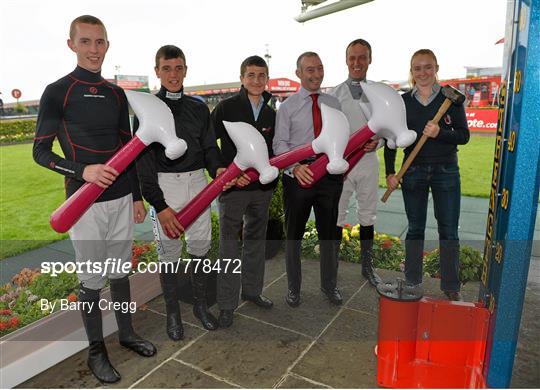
top-left (0, 211), bottom-right (223, 339)
top-left (0, 241), bottom-right (156, 338)
top-left (301, 221), bottom-right (483, 284)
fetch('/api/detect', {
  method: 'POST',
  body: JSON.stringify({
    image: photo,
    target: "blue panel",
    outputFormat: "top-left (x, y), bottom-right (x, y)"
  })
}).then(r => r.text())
top-left (486, 0), bottom-right (540, 387)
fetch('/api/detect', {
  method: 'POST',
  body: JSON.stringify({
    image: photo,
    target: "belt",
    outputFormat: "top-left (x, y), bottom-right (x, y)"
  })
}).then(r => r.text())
top-left (284, 156), bottom-right (318, 178)
top-left (299, 157), bottom-right (316, 164)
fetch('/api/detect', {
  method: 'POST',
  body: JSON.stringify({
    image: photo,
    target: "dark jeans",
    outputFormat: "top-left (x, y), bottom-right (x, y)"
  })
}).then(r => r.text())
top-left (283, 174), bottom-right (343, 293)
top-left (401, 162), bottom-right (461, 292)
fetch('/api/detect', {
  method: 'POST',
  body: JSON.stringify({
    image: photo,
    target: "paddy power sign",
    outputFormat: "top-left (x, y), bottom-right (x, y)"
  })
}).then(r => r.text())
top-left (465, 108), bottom-right (498, 132)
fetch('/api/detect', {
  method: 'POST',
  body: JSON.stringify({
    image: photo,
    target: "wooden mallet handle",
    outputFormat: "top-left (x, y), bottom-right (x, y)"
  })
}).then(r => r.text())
top-left (380, 98), bottom-right (453, 203)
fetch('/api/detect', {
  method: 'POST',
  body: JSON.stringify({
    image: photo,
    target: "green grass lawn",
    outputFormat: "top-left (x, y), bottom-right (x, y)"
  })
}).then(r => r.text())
top-left (1, 142), bottom-right (68, 258)
top-left (0, 135), bottom-right (496, 259)
top-left (377, 135), bottom-right (495, 198)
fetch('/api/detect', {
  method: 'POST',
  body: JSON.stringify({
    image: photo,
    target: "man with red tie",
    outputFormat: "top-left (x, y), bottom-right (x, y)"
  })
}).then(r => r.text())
top-left (273, 52), bottom-right (343, 307)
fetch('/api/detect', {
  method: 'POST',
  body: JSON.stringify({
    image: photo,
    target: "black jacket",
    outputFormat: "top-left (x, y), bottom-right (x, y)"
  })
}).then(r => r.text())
top-left (211, 86), bottom-right (277, 191)
top-left (385, 90), bottom-right (469, 175)
top-left (136, 87), bottom-right (223, 212)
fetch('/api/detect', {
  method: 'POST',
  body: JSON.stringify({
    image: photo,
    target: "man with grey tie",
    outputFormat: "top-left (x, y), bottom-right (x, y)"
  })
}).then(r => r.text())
top-left (329, 38), bottom-right (382, 287)
top-left (273, 52), bottom-right (343, 307)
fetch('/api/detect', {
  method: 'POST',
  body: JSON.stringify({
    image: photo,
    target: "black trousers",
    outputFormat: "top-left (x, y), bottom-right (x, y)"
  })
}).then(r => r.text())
top-left (282, 174), bottom-right (343, 293)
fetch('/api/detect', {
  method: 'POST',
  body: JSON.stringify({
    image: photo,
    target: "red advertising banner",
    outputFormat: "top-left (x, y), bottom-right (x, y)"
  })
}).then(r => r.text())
top-left (465, 108), bottom-right (498, 133)
top-left (115, 75), bottom-right (149, 91)
top-left (267, 78), bottom-right (300, 92)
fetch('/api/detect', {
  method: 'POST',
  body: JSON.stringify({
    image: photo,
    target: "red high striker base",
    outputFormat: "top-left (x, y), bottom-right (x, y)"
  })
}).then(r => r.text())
top-left (376, 279), bottom-right (490, 388)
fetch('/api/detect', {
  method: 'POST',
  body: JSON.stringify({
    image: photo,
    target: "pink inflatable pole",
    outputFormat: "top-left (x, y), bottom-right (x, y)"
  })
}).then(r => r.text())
top-left (300, 81), bottom-right (418, 189)
top-left (242, 144), bottom-right (316, 182)
top-left (343, 146), bottom-right (367, 178)
top-left (50, 91), bottom-right (187, 233)
top-left (171, 121), bottom-right (279, 236)
top-left (173, 162), bottom-right (242, 233)
top-left (242, 103), bottom-right (351, 184)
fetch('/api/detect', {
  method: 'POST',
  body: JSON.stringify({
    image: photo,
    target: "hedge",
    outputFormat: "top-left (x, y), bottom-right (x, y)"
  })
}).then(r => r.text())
top-left (0, 120), bottom-right (36, 144)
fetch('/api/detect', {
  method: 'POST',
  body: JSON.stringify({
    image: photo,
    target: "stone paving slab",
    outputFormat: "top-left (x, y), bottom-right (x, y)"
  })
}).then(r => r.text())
top-left (421, 209), bottom-right (489, 236)
top-left (277, 373), bottom-right (329, 388)
top-left (457, 214), bottom-right (488, 236)
top-left (20, 344), bottom-right (103, 389)
top-left (176, 315), bottom-right (312, 388)
top-left (133, 359), bottom-right (236, 388)
top-left (372, 211), bottom-right (408, 237)
top-left (376, 188), bottom-right (407, 213)
top-left (237, 259), bottom-right (362, 339)
top-left (345, 268), bottom-right (395, 316)
top-left (262, 255), bottom-right (287, 287)
top-left (107, 311), bottom-right (207, 389)
top-left (292, 308), bottom-right (379, 389)
top-left (20, 310), bottom-right (205, 388)
top-left (459, 196), bottom-right (489, 214)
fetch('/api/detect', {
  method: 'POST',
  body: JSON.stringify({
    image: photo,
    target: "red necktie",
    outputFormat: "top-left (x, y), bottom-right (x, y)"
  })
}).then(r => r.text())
top-left (310, 93), bottom-right (322, 137)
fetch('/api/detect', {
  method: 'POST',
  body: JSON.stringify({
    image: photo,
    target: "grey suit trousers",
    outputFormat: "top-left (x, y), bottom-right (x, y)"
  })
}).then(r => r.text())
top-left (217, 189), bottom-right (273, 310)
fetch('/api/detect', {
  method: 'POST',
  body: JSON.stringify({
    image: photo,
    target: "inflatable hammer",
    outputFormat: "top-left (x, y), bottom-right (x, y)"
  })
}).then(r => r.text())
top-left (171, 121), bottom-right (279, 235)
top-left (301, 81), bottom-right (417, 188)
top-left (241, 103), bottom-right (351, 184)
top-left (50, 91), bottom-right (187, 233)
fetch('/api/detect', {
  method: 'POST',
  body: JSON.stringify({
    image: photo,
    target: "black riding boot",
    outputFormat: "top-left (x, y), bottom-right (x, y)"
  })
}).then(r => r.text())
top-left (79, 285), bottom-right (121, 384)
top-left (109, 276), bottom-right (157, 356)
top-left (190, 256), bottom-right (218, 330)
top-left (159, 269), bottom-right (184, 340)
top-left (360, 226), bottom-right (382, 287)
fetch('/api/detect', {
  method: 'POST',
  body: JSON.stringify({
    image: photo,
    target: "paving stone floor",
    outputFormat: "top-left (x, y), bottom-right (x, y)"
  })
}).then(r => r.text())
top-left (6, 191), bottom-right (539, 389)
top-left (19, 256), bottom-right (539, 388)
